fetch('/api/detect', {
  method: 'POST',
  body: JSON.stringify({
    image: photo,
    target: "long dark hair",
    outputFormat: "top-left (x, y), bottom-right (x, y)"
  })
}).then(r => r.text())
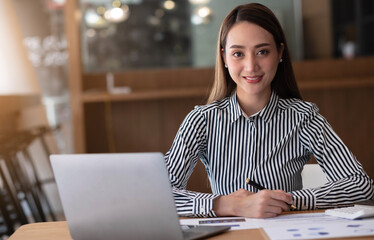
top-left (207, 3), bottom-right (302, 103)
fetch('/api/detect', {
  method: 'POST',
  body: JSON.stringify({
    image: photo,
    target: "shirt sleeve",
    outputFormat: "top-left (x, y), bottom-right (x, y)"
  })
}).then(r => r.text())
top-left (294, 104), bottom-right (374, 210)
top-left (164, 107), bottom-right (219, 217)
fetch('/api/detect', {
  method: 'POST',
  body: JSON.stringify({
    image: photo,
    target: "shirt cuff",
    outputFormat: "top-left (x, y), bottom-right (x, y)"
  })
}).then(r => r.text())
top-left (291, 189), bottom-right (316, 210)
top-left (193, 193), bottom-right (218, 217)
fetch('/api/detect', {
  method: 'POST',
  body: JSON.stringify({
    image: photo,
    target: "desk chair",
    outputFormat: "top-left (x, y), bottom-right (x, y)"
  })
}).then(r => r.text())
top-left (0, 132), bottom-right (46, 223)
top-left (301, 164), bottom-right (328, 189)
top-left (0, 129), bottom-right (57, 224)
top-left (0, 159), bottom-right (28, 237)
top-left (12, 129), bottom-right (57, 222)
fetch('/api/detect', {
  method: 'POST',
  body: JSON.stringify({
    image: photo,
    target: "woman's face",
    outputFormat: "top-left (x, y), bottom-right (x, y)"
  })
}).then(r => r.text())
top-left (223, 21), bottom-right (283, 101)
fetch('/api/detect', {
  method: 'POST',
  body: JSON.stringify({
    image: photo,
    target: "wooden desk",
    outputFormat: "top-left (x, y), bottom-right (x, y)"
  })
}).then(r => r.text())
top-left (8, 220), bottom-right (374, 240)
top-left (8, 221), bottom-right (265, 240)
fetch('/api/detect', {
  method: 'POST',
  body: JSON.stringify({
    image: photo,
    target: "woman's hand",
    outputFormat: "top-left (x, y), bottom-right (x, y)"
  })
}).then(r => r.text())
top-left (213, 189), bottom-right (293, 218)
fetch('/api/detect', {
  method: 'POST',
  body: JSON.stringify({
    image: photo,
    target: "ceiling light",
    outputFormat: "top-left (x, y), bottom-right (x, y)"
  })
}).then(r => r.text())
top-left (191, 6), bottom-right (212, 25)
top-left (112, 0), bottom-right (121, 8)
top-left (96, 6), bottom-right (106, 15)
top-left (197, 6), bottom-right (211, 18)
top-left (163, 0), bottom-right (175, 10)
top-left (104, 5), bottom-right (130, 23)
top-left (84, 9), bottom-right (108, 28)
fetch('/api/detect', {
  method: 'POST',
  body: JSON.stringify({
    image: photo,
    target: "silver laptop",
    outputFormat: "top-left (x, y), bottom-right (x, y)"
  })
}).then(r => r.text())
top-left (50, 152), bottom-right (229, 240)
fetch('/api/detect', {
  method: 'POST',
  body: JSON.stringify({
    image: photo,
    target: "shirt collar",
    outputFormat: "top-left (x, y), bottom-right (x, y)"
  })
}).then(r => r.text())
top-left (228, 91), bottom-right (279, 124)
top-left (258, 91), bottom-right (279, 123)
top-left (229, 93), bottom-right (242, 123)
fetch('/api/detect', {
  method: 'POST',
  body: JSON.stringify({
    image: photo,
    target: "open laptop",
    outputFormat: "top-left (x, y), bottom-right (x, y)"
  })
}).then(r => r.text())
top-left (50, 152), bottom-right (229, 240)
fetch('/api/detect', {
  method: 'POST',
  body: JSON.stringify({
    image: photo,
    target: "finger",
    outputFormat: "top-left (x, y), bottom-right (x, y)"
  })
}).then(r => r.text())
top-left (257, 189), bottom-right (290, 203)
top-left (269, 190), bottom-right (293, 205)
top-left (250, 211), bottom-right (279, 219)
top-left (262, 212), bottom-right (279, 218)
top-left (251, 192), bottom-right (290, 213)
top-left (230, 188), bottom-right (254, 197)
top-left (250, 206), bottom-right (283, 218)
top-left (265, 205), bottom-right (286, 215)
top-left (267, 199), bottom-right (290, 212)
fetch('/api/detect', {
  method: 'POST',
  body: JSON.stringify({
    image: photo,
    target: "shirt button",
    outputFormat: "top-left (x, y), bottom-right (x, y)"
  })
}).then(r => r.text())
top-left (200, 207), bottom-right (205, 213)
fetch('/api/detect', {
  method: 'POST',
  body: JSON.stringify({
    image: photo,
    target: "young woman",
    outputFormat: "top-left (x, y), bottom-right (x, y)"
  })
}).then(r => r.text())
top-left (164, 3), bottom-right (373, 218)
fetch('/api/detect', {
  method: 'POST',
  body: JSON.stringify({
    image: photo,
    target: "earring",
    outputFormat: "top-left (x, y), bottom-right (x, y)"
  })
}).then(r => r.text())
top-left (225, 64), bottom-right (228, 68)
top-left (279, 59), bottom-right (283, 63)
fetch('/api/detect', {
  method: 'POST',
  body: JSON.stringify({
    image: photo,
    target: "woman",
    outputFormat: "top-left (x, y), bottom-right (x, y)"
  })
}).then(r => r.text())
top-left (164, 3), bottom-right (373, 218)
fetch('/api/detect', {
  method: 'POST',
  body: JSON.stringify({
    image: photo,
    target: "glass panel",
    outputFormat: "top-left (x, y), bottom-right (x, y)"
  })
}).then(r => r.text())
top-left (362, 21), bottom-right (374, 56)
top-left (80, 0), bottom-right (192, 72)
top-left (79, 0), bottom-right (299, 73)
top-left (332, 0), bottom-right (355, 25)
top-left (361, 0), bottom-right (374, 18)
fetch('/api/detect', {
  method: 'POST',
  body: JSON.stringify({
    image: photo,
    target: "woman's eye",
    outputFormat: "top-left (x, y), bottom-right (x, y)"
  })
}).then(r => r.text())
top-left (233, 52), bottom-right (243, 57)
top-left (257, 50), bottom-right (269, 55)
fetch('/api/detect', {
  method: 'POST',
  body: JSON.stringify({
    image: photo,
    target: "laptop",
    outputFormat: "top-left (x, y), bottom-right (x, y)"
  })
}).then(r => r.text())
top-left (50, 152), bottom-right (229, 240)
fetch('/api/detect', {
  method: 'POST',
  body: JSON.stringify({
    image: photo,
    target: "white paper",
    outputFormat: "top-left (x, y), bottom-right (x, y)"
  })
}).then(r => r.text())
top-left (263, 217), bottom-right (374, 239)
top-left (257, 212), bottom-right (351, 228)
top-left (180, 213), bottom-right (374, 239)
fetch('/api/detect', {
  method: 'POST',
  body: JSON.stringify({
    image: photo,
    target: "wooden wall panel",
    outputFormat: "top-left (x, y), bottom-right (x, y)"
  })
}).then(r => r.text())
top-left (82, 67), bottom-right (214, 92)
top-left (111, 101), bottom-right (163, 152)
top-left (293, 57), bottom-right (374, 81)
top-left (84, 97), bottom-right (207, 153)
top-left (84, 103), bottom-right (108, 153)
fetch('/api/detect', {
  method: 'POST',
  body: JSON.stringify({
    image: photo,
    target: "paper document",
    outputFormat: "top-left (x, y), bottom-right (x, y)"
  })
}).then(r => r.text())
top-left (263, 214), bottom-right (374, 239)
top-left (180, 213), bottom-right (374, 239)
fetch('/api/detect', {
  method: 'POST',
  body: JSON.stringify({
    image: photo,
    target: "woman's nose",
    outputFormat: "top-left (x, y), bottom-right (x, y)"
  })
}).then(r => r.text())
top-left (244, 55), bottom-right (258, 72)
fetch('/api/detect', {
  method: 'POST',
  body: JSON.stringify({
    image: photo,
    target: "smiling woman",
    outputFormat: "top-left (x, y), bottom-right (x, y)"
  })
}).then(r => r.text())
top-left (164, 2), bottom-right (374, 219)
top-left (222, 22), bottom-right (283, 115)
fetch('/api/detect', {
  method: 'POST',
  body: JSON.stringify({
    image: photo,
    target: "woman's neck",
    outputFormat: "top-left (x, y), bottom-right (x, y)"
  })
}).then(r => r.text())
top-left (236, 89), bottom-right (271, 117)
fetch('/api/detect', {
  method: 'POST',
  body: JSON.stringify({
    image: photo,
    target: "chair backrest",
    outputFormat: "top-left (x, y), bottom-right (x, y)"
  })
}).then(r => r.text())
top-left (301, 164), bottom-right (328, 189)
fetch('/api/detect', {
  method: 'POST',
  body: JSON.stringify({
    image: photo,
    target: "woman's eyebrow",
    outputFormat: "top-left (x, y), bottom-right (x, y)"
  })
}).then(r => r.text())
top-left (254, 43), bottom-right (271, 48)
top-left (229, 44), bottom-right (245, 49)
top-left (229, 43), bottom-right (271, 49)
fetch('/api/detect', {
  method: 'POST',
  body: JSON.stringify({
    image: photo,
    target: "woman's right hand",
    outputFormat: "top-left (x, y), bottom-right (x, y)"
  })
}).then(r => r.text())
top-left (213, 188), bottom-right (293, 218)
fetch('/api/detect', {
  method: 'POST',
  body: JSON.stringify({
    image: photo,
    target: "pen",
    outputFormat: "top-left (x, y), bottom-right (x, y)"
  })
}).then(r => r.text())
top-left (245, 178), bottom-right (297, 210)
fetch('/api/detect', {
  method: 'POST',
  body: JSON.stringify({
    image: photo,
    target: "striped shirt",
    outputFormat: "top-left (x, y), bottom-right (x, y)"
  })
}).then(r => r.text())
top-left (164, 91), bottom-right (374, 217)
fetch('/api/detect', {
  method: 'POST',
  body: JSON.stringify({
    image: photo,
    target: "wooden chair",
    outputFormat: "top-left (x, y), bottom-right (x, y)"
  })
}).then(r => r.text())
top-left (0, 129), bottom-right (58, 226)
top-left (0, 158), bottom-right (28, 237)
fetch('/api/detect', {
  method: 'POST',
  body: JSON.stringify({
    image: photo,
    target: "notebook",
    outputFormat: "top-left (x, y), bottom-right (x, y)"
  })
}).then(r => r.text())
top-left (50, 152), bottom-right (229, 240)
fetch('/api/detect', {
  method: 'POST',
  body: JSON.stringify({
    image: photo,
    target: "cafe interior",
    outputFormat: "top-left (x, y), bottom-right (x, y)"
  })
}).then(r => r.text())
top-left (0, 0), bottom-right (373, 237)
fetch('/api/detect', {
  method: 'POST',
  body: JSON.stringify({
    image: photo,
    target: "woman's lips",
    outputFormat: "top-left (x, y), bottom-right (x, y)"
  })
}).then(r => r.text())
top-left (243, 75), bottom-right (263, 83)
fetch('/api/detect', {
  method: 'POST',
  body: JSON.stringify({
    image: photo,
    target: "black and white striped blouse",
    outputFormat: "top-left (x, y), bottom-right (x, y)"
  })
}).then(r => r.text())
top-left (164, 91), bottom-right (374, 217)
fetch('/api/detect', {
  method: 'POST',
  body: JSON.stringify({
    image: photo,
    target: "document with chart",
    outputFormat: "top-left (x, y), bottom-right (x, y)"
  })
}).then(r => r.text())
top-left (180, 212), bottom-right (374, 239)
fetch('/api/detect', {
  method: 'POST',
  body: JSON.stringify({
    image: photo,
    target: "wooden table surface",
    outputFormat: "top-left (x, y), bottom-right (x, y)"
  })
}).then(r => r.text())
top-left (8, 220), bottom-right (374, 240)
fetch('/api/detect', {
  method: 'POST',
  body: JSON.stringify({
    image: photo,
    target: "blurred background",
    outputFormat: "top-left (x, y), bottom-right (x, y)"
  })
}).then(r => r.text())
top-left (0, 0), bottom-right (373, 236)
